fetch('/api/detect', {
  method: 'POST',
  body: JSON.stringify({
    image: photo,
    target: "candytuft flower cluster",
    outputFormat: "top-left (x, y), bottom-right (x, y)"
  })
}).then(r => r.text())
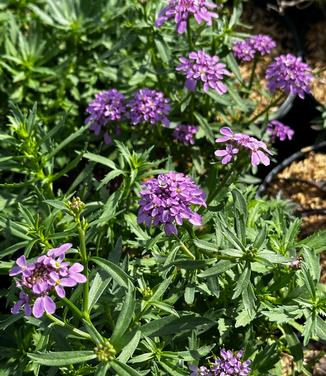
top-left (86, 88), bottom-right (171, 142)
top-left (85, 89), bottom-right (125, 144)
top-left (266, 54), bottom-right (313, 99)
top-left (267, 120), bottom-right (294, 141)
top-left (177, 51), bottom-right (230, 94)
top-left (233, 34), bottom-right (276, 62)
top-left (137, 172), bottom-right (206, 235)
top-left (10, 243), bottom-right (86, 318)
top-left (173, 124), bottom-right (198, 145)
top-left (189, 349), bottom-right (251, 375)
top-left (127, 89), bottom-right (171, 127)
top-left (215, 127), bottom-right (271, 166)
top-left (155, 0), bottom-right (219, 34)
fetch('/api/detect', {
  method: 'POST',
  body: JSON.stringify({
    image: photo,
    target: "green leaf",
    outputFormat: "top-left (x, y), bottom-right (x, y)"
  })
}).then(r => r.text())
top-left (118, 330), bottom-right (141, 363)
top-left (253, 226), bottom-right (266, 250)
top-left (88, 272), bottom-right (111, 311)
top-left (233, 263), bottom-right (251, 299)
top-left (283, 325), bottom-right (303, 366)
top-left (82, 320), bottom-right (103, 344)
top-left (91, 257), bottom-right (131, 289)
top-left (27, 351), bottom-right (96, 366)
top-left (225, 53), bottom-right (242, 81)
top-left (257, 251), bottom-right (290, 264)
top-left (159, 359), bottom-right (188, 375)
top-left (47, 124), bottom-right (88, 160)
top-left (193, 239), bottom-right (219, 253)
top-left (111, 282), bottom-right (136, 344)
top-left (198, 260), bottom-right (234, 277)
top-left (150, 301), bottom-right (179, 317)
top-left (193, 112), bottom-right (214, 143)
top-left (140, 315), bottom-right (214, 337)
top-left (298, 229), bottom-right (326, 253)
top-left (95, 363), bottom-right (111, 376)
top-left (154, 37), bottom-right (170, 64)
top-left (83, 152), bottom-right (117, 169)
top-left (227, 85), bottom-right (247, 111)
top-left (205, 90), bottom-right (229, 106)
top-left (242, 282), bottom-right (256, 315)
top-left (111, 360), bottom-right (142, 376)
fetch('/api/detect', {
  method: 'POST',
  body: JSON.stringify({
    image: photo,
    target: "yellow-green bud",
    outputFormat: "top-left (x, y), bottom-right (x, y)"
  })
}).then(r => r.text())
top-left (94, 340), bottom-right (116, 362)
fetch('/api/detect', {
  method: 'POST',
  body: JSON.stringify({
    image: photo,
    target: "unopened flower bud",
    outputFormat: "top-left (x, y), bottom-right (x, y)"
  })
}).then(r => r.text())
top-left (94, 340), bottom-right (116, 362)
top-left (68, 197), bottom-right (85, 215)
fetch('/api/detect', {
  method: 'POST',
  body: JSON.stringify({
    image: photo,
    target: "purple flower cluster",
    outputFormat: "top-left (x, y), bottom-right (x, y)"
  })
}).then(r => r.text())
top-left (233, 34), bottom-right (276, 62)
top-left (177, 51), bottom-right (230, 94)
top-left (155, 0), bottom-right (219, 34)
top-left (214, 127), bottom-right (271, 167)
top-left (189, 349), bottom-right (251, 376)
top-left (267, 120), bottom-right (294, 141)
top-left (86, 88), bottom-right (171, 141)
top-left (9, 244), bottom-right (86, 318)
top-left (85, 89), bottom-right (125, 144)
top-left (126, 89), bottom-right (171, 127)
top-left (265, 54), bottom-right (313, 99)
top-left (173, 124), bottom-right (198, 145)
top-left (137, 172), bottom-right (206, 235)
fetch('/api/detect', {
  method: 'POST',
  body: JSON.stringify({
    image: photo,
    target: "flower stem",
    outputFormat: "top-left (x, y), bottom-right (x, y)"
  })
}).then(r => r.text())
top-left (62, 296), bottom-right (85, 320)
top-left (247, 56), bottom-right (258, 92)
top-left (46, 314), bottom-right (92, 341)
top-left (174, 235), bottom-right (195, 260)
top-left (78, 222), bottom-right (90, 319)
top-left (248, 93), bottom-right (285, 125)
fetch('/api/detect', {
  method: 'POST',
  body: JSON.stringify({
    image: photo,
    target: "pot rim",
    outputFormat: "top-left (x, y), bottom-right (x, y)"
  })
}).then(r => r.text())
top-left (256, 140), bottom-right (326, 197)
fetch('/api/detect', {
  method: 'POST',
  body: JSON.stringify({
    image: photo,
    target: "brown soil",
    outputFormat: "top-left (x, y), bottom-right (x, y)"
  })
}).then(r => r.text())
top-left (267, 152), bottom-right (326, 237)
top-left (305, 21), bottom-right (326, 104)
top-left (281, 350), bottom-right (326, 375)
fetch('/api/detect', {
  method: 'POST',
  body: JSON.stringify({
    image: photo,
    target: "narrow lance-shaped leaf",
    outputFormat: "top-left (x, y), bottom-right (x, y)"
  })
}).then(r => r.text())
top-left (91, 257), bottom-right (131, 289)
top-left (27, 351), bottom-right (96, 366)
top-left (111, 281), bottom-right (136, 344)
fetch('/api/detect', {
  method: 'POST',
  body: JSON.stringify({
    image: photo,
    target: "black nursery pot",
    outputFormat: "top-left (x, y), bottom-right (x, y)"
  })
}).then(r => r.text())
top-left (257, 140), bottom-right (326, 197)
top-left (257, 141), bottom-right (326, 236)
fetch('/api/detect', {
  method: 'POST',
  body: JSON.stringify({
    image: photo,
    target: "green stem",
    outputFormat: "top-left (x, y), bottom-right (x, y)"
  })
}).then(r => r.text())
top-left (46, 314), bottom-right (92, 341)
top-left (248, 93), bottom-right (285, 125)
top-left (174, 235), bottom-right (195, 260)
top-left (247, 56), bottom-right (258, 92)
top-left (78, 223), bottom-right (89, 319)
top-left (62, 296), bottom-right (85, 320)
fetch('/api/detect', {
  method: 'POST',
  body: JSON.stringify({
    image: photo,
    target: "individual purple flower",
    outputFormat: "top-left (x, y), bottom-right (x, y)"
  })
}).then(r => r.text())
top-left (215, 127), bottom-right (271, 167)
top-left (265, 54), bottom-right (313, 99)
top-left (173, 124), bottom-right (198, 145)
top-left (85, 89), bottom-right (125, 144)
top-left (126, 89), bottom-right (170, 126)
top-left (11, 291), bottom-right (31, 316)
top-left (49, 272), bottom-right (77, 298)
top-left (233, 34), bottom-right (276, 62)
top-left (9, 255), bottom-right (35, 277)
top-left (211, 349), bottom-right (251, 375)
top-left (189, 364), bottom-right (212, 376)
top-left (137, 172), bottom-right (206, 235)
top-left (155, 0), bottom-right (219, 34)
top-left (267, 120), bottom-right (294, 141)
top-left (67, 263), bottom-right (87, 283)
top-left (214, 144), bottom-right (239, 164)
top-left (33, 295), bottom-right (56, 318)
top-left (9, 243), bottom-right (86, 318)
top-left (176, 51), bottom-right (230, 94)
